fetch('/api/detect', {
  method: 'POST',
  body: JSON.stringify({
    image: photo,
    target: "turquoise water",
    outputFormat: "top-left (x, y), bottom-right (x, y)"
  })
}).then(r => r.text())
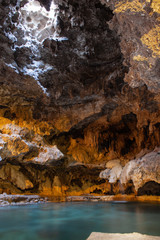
top-left (0, 202), bottom-right (160, 240)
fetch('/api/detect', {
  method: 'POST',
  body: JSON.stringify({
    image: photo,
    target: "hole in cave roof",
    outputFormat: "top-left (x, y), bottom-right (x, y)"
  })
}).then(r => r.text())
top-left (19, 0), bottom-right (57, 43)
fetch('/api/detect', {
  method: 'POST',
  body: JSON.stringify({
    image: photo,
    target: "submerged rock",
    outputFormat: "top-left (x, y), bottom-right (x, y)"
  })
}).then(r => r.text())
top-left (0, 193), bottom-right (47, 206)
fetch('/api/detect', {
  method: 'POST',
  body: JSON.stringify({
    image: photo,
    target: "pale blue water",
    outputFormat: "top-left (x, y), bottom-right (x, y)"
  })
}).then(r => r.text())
top-left (0, 202), bottom-right (160, 240)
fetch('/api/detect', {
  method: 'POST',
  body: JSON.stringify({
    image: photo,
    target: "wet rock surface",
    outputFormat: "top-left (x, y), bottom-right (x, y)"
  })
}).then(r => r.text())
top-left (0, 0), bottom-right (160, 197)
top-left (0, 193), bottom-right (47, 206)
top-left (0, 157), bottom-right (107, 196)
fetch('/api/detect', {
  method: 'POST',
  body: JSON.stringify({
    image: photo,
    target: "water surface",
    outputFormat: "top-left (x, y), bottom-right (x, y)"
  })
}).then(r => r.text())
top-left (0, 202), bottom-right (160, 240)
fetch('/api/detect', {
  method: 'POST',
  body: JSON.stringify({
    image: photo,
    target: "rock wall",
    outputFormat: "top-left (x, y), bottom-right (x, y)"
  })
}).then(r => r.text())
top-left (0, 0), bottom-right (160, 197)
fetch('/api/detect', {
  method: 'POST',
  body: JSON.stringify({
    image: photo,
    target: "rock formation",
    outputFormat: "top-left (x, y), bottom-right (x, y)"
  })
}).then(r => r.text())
top-left (0, 0), bottom-right (160, 198)
top-left (87, 232), bottom-right (160, 240)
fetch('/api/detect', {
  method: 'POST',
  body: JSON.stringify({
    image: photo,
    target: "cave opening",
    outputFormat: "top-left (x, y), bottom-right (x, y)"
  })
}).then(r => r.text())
top-left (18, 0), bottom-right (57, 44)
top-left (4, 0), bottom-right (63, 95)
top-left (138, 181), bottom-right (160, 196)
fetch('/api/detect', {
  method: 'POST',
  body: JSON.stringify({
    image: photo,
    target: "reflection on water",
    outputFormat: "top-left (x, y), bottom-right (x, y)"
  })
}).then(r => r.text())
top-left (0, 202), bottom-right (160, 240)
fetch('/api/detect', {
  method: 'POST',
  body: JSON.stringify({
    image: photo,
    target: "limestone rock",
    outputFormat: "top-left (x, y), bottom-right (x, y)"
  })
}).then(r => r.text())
top-left (0, 164), bottom-right (34, 190)
top-left (106, 159), bottom-right (121, 169)
top-left (87, 232), bottom-right (160, 240)
top-left (0, 193), bottom-right (47, 206)
top-left (0, 124), bottom-right (63, 163)
top-left (100, 160), bottom-right (122, 183)
top-left (100, 149), bottom-right (160, 194)
top-left (120, 148), bottom-right (160, 191)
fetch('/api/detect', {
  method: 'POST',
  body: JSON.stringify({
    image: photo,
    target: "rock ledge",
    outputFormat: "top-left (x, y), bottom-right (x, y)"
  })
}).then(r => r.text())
top-left (87, 232), bottom-right (160, 240)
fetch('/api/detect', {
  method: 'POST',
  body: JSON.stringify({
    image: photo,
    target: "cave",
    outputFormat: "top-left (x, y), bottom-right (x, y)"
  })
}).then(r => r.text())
top-left (0, 0), bottom-right (160, 239)
top-left (0, 0), bottom-right (160, 205)
top-left (138, 181), bottom-right (160, 196)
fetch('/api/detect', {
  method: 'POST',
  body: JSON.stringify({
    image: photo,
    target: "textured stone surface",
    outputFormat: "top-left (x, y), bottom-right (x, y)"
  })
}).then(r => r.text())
top-left (0, 123), bottom-right (63, 162)
top-left (66, 195), bottom-right (160, 203)
top-left (99, 149), bottom-right (160, 193)
top-left (0, 0), bottom-right (160, 163)
top-left (99, 160), bottom-right (123, 183)
top-left (120, 148), bottom-right (160, 191)
top-left (0, 193), bottom-right (46, 206)
top-left (0, 158), bottom-right (108, 196)
top-left (87, 232), bottom-right (160, 240)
